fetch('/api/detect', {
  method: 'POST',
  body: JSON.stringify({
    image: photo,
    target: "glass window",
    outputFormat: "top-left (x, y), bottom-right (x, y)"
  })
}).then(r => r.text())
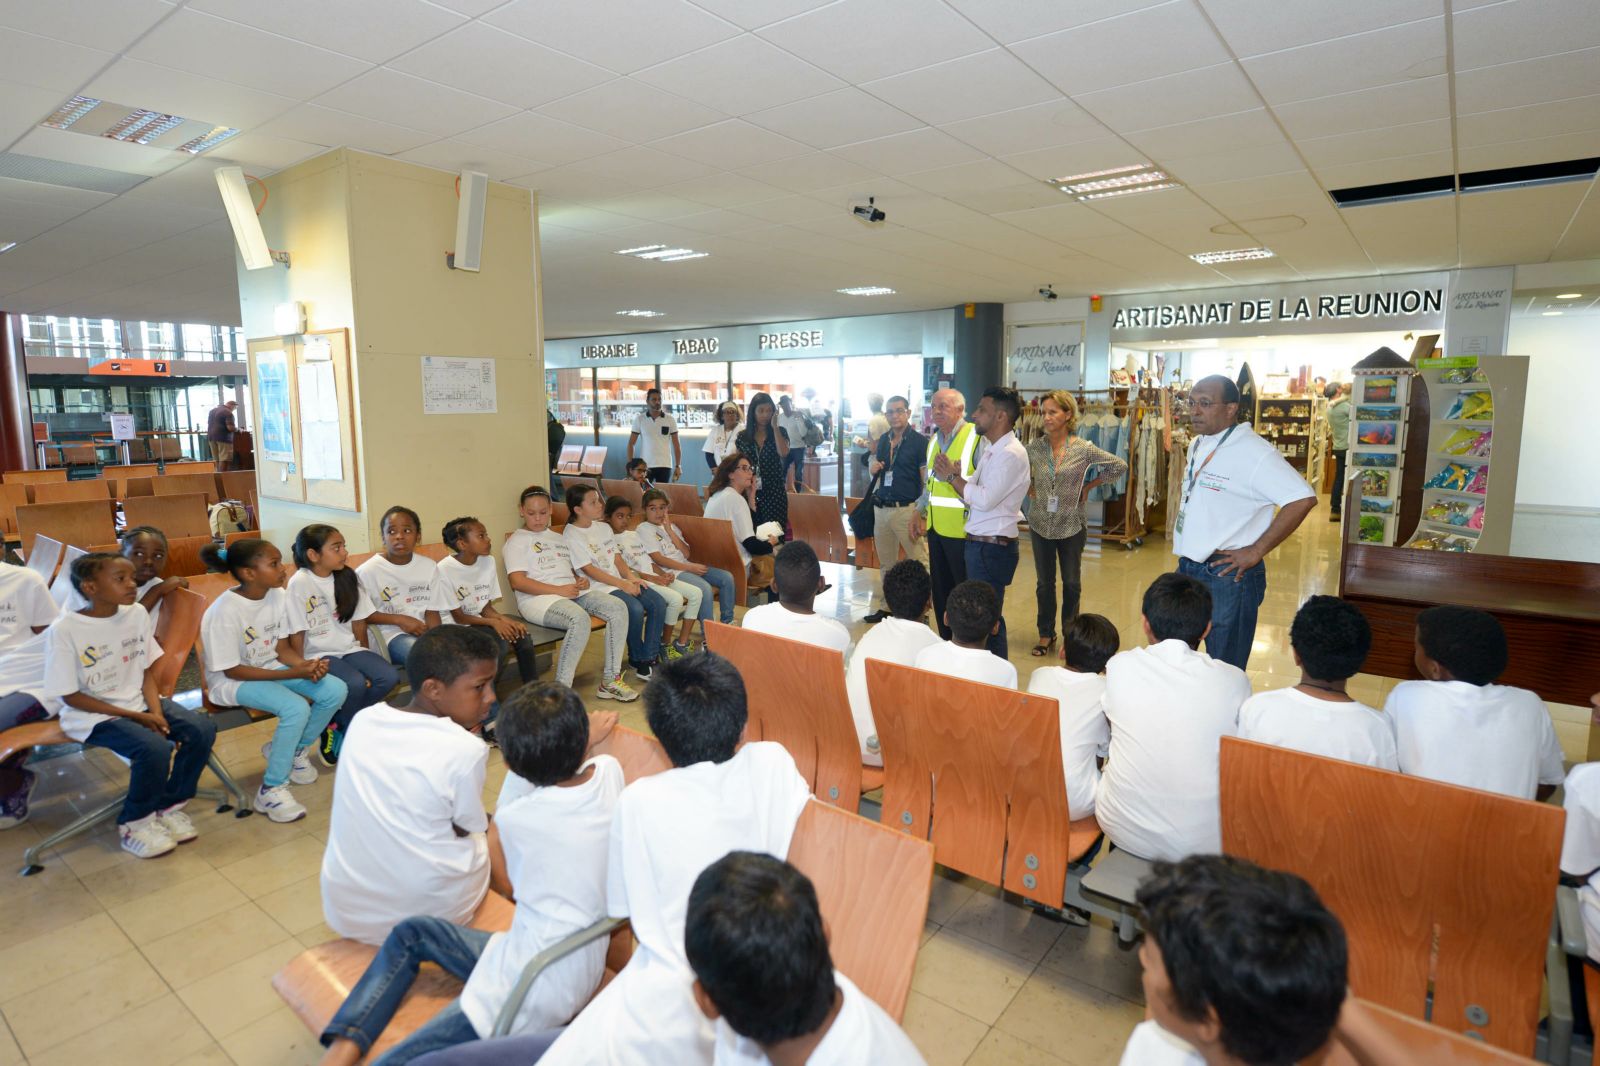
top-left (181, 324), bottom-right (214, 358)
top-left (548, 368), bottom-right (596, 438)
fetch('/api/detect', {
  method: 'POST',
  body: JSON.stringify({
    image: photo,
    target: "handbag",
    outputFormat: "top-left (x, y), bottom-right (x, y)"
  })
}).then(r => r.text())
top-left (849, 466), bottom-right (882, 539)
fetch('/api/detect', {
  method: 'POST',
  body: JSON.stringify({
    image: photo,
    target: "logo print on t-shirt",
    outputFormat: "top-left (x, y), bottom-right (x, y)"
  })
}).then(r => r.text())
top-left (379, 585), bottom-right (398, 606)
top-left (303, 593), bottom-right (323, 616)
top-left (456, 585), bottom-right (469, 600)
top-left (243, 625), bottom-right (260, 645)
top-left (79, 643), bottom-right (111, 668)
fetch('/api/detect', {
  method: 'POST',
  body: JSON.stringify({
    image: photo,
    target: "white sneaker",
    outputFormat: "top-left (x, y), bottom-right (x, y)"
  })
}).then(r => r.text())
top-left (253, 784), bottom-right (307, 823)
top-left (156, 805), bottom-right (198, 843)
top-left (262, 742), bottom-right (319, 785)
top-left (596, 675), bottom-right (639, 702)
top-left (119, 816), bottom-right (177, 859)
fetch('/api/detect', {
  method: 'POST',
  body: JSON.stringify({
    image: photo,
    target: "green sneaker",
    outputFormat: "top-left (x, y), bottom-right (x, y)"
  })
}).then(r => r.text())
top-left (665, 643), bottom-right (685, 662)
top-left (317, 726), bottom-right (342, 767)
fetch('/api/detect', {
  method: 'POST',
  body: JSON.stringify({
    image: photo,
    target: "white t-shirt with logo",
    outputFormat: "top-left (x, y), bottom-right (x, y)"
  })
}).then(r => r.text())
top-left (1238, 688), bottom-right (1399, 770)
top-left (741, 602), bottom-right (851, 654)
top-left (1172, 423), bottom-right (1314, 563)
top-left (637, 519), bottom-right (691, 567)
top-left (63, 575), bottom-right (164, 628)
top-left (612, 530), bottom-right (657, 576)
top-left (285, 569), bottom-right (374, 659)
top-left (1385, 679), bottom-right (1565, 799)
top-left (503, 529), bottom-right (579, 620)
top-left (200, 587), bottom-right (303, 706)
top-left (1028, 667), bottom-right (1110, 819)
top-left (356, 554), bottom-right (449, 645)
top-left (1118, 1021), bottom-right (1204, 1066)
top-left (845, 617), bottom-right (942, 766)
top-left (437, 555), bottom-right (505, 619)
top-left (912, 640), bottom-right (1018, 689)
top-left (564, 522), bottom-right (623, 579)
top-left (1561, 763), bottom-right (1600, 963)
top-left (43, 605), bottom-right (161, 741)
top-left (0, 563), bottom-right (59, 712)
top-left (631, 410), bottom-right (679, 468)
top-left (713, 971), bottom-right (926, 1065)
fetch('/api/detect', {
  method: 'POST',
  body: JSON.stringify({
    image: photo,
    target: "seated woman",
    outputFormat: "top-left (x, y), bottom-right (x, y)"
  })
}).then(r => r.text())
top-left (703, 453), bottom-right (781, 598)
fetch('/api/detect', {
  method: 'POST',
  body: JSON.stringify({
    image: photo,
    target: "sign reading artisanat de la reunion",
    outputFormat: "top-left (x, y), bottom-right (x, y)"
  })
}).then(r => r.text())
top-left (1112, 287), bottom-right (1444, 330)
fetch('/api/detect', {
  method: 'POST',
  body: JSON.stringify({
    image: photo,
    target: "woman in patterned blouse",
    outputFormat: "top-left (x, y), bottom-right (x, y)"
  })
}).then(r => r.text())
top-left (1024, 390), bottom-right (1127, 656)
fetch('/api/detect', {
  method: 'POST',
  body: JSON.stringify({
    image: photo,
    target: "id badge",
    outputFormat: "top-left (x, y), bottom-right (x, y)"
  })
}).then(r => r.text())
top-left (754, 475), bottom-right (763, 491)
top-left (1175, 509), bottom-right (1185, 533)
top-left (1046, 494), bottom-right (1059, 513)
top-left (883, 471), bottom-right (894, 488)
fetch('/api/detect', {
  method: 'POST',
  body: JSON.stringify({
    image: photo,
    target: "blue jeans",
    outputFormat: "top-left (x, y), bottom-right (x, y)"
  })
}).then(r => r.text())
top-left (676, 567), bottom-right (735, 624)
top-left (410, 1029), bottom-right (565, 1066)
top-left (610, 586), bottom-right (666, 667)
top-left (387, 631), bottom-right (421, 672)
top-left (1177, 555), bottom-right (1267, 671)
top-left (324, 650), bottom-right (401, 732)
top-left (964, 539), bottom-right (1019, 659)
top-left (84, 698), bottom-right (217, 824)
top-left (235, 673), bottom-right (346, 788)
top-left (321, 916), bottom-right (490, 1064)
top-left (486, 628), bottom-right (540, 685)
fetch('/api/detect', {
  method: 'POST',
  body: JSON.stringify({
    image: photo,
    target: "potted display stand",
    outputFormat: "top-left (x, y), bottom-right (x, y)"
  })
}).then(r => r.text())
top-left (1347, 368), bottom-right (1414, 546)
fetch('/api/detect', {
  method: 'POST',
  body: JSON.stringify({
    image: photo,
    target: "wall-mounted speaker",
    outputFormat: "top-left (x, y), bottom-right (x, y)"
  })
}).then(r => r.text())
top-left (215, 166), bottom-right (274, 271)
top-left (453, 170), bottom-right (489, 272)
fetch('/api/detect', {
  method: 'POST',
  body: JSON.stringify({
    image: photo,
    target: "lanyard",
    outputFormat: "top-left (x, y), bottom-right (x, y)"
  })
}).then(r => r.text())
top-left (885, 429), bottom-right (905, 469)
top-left (1184, 424), bottom-right (1236, 499)
top-left (1045, 436), bottom-right (1072, 481)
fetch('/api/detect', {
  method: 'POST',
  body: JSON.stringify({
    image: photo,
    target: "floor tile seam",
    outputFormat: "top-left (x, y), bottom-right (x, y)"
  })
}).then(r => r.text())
top-left (0, 947), bottom-right (174, 1057)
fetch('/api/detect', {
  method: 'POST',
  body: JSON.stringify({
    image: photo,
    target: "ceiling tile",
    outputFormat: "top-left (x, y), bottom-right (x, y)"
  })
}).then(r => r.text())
top-left (188, 0), bottom-right (466, 64)
top-left (1241, 17), bottom-right (1445, 105)
top-left (1187, 171), bottom-right (1328, 210)
top-left (683, 0), bottom-right (837, 29)
top-left (1124, 109), bottom-right (1286, 159)
top-left (524, 203), bottom-right (652, 232)
top-left (756, 0), bottom-right (991, 84)
top-left (515, 168), bottom-right (649, 200)
top-left (745, 88), bottom-right (924, 150)
top-left (1553, 197), bottom-right (1600, 260)
top-left (211, 132), bottom-right (327, 172)
top-left (1296, 119), bottom-right (1453, 170)
top-left (830, 127), bottom-right (985, 175)
top-left (1272, 78), bottom-right (1449, 141)
top-left (395, 139), bottom-right (553, 181)
top-left (944, 0), bottom-right (1172, 46)
top-left (937, 99), bottom-right (1110, 157)
top-left (1454, 47), bottom-right (1600, 114)
top-left (1453, 0), bottom-right (1600, 72)
top-left (455, 111), bottom-right (629, 166)
top-left (1075, 63), bottom-right (1261, 134)
top-left (0, 80), bottom-right (72, 147)
top-left (634, 34), bottom-right (842, 115)
top-left (898, 159), bottom-right (1039, 196)
top-left (958, 182), bottom-right (1072, 214)
top-left (1159, 139), bottom-right (1305, 184)
top-left (1198, 0), bottom-right (1439, 58)
top-left (1459, 183), bottom-right (1587, 267)
top-left (1312, 150), bottom-right (1454, 190)
top-left (591, 193), bottom-right (716, 221)
top-left (654, 171), bottom-right (792, 207)
top-left (862, 49), bottom-right (1061, 127)
top-left (483, 0), bottom-right (740, 75)
top-left (13, 125), bottom-right (188, 179)
top-left (1009, 1), bottom-right (1231, 97)
top-left (388, 23), bottom-right (616, 109)
top-left (0, 28), bottom-right (112, 96)
top-left (255, 104), bottom-right (435, 155)
top-left (727, 193), bottom-right (839, 224)
top-left (567, 145), bottom-right (717, 186)
top-left (737, 151), bottom-right (882, 193)
top-left (129, 9), bottom-right (372, 98)
top-left (1000, 138), bottom-right (1152, 183)
top-left (1457, 95), bottom-right (1600, 149)
top-left (428, 0), bottom-right (509, 16)
top-left (85, 58), bottom-right (300, 129)
top-left (314, 68), bottom-right (518, 138)
top-left (992, 201), bottom-right (1134, 242)
top-left (0, 0), bottom-right (172, 54)
top-left (537, 78), bottom-right (726, 143)
top-left (1457, 130), bottom-right (1600, 171)
top-left (1341, 195), bottom-right (1456, 271)
top-left (650, 119), bottom-right (811, 170)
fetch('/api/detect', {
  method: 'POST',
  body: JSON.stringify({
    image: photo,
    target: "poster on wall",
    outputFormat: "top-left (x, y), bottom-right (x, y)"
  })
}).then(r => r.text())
top-left (422, 356), bottom-right (497, 415)
top-left (297, 360), bottom-right (343, 481)
top-left (256, 349), bottom-right (295, 461)
top-left (1007, 321), bottom-right (1084, 392)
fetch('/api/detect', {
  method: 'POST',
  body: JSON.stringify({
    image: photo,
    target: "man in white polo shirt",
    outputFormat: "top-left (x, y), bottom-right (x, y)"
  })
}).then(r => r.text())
top-left (627, 388), bottom-right (680, 484)
top-left (1173, 375), bottom-right (1316, 670)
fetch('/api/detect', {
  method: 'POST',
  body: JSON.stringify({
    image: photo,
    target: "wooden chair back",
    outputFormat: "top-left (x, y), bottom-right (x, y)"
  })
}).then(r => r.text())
top-left (414, 542), bottom-right (451, 563)
top-left (1219, 738), bottom-right (1563, 1054)
top-left (17, 502), bottom-right (115, 560)
top-left (866, 659), bottom-right (1099, 908)
top-left (601, 478), bottom-right (644, 511)
top-left (123, 438), bottom-right (151, 461)
top-left (123, 493), bottom-right (212, 540)
top-left (217, 470), bottom-right (256, 501)
top-left (556, 476), bottom-right (597, 501)
top-left (704, 621), bottom-right (860, 808)
top-left (151, 472), bottom-right (219, 505)
top-left (108, 462), bottom-right (163, 479)
top-left (672, 514), bottom-right (751, 606)
top-left (579, 445), bottom-right (607, 476)
top-left (159, 460), bottom-right (215, 475)
top-left (31, 480), bottom-right (111, 505)
top-left (162, 535), bottom-right (216, 578)
top-left (107, 465), bottom-right (162, 499)
top-left (3, 469), bottom-right (67, 486)
top-left (658, 480), bottom-right (702, 517)
top-left (549, 502), bottom-right (570, 530)
top-left (787, 492), bottom-right (852, 565)
top-left (0, 482), bottom-right (29, 535)
top-left (1317, 999), bottom-right (1535, 1064)
top-left (224, 529), bottom-right (261, 546)
top-left (150, 586), bottom-right (205, 697)
top-left (555, 443), bottom-right (584, 474)
top-left (61, 443), bottom-right (98, 466)
top-left (117, 476), bottom-right (155, 499)
top-left (591, 725), bottom-right (674, 783)
top-left (149, 438), bottom-right (183, 461)
top-left (47, 544), bottom-right (87, 606)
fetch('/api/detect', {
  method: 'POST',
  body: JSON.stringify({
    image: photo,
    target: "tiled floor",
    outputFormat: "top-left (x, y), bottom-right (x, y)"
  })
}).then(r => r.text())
top-left (1, 494), bottom-right (1588, 1065)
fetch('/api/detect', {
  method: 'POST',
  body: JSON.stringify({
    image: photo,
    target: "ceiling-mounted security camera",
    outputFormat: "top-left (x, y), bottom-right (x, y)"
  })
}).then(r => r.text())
top-left (1039, 285), bottom-right (1058, 301)
top-left (852, 196), bottom-right (886, 224)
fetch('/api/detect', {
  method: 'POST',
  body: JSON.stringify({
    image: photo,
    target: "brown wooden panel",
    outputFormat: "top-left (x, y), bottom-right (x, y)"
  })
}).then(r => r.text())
top-left (674, 514), bottom-right (752, 607)
top-left (150, 472), bottom-right (219, 505)
top-left (579, 446), bottom-right (607, 476)
top-left (0, 482), bottom-right (29, 535)
top-left (589, 725), bottom-right (672, 784)
top-left (787, 492), bottom-right (851, 565)
top-left (600, 479), bottom-right (644, 511)
top-left (217, 470), bottom-right (256, 501)
top-left (555, 444), bottom-right (583, 474)
top-left (1220, 738), bottom-right (1562, 1054)
top-left (123, 493), bottom-right (212, 540)
top-left (1317, 999), bottom-right (1534, 1064)
top-left (16, 500), bottom-right (116, 559)
top-left (658, 481), bottom-right (702, 518)
top-left (162, 535), bottom-right (215, 578)
top-left (2, 469), bottom-right (67, 485)
top-left (30, 480), bottom-right (112, 505)
top-left (150, 587), bottom-right (204, 697)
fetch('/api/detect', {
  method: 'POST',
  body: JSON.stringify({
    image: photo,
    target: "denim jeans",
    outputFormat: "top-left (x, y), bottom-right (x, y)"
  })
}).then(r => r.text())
top-left (676, 567), bottom-right (735, 624)
top-left (409, 1029), bottom-right (566, 1066)
top-left (964, 539), bottom-right (1020, 659)
top-left (1177, 555), bottom-right (1267, 671)
top-left (321, 915), bottom-right (491, 1064)
top-left (324, 650), bottom-right (401, 732)
top-left (486, 629), bottom-right (540, 685)
top-left (609, 586), bottom-right (666, 667)
top-left (387, 631), bottom-right (421, 671)
top-left (84, 698), bottom-right (217, 824)
top-left (1030, 527), bottom-right (1087, 640)
top-left (235, 672), bottom-right (347, 788)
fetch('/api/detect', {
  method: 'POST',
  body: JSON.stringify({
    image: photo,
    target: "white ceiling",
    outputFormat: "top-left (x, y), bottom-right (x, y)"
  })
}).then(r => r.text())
top-left (0, 0), bottom-right (1597, 336)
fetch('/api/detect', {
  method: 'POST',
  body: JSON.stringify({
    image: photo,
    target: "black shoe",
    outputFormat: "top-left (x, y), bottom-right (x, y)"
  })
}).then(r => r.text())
top-left (317, 726), bottom-right (342, 767)
top-left (632, 661), bottom-right (655, 682)
top-left (863, 609), bottom-right (889, 623)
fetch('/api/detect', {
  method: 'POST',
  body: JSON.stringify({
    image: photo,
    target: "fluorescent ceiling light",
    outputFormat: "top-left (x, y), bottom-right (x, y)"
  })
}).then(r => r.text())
top-left (1076, 182), bottom-right (1181, 200)
top-left (635, 248), bottom-right (695, 260)
top-left (614, 244), bottom-right (710, 262)
top-left (41, 96), bottom-right (101, 130)
top-left (175, 125), bottom-right (239, 154)
top-left (1556, 293), bottom-right (1583, 299)
top-left (616, 309), bottom-right (664, 317)
top-left (1190, 247), bottom-right (1276, 264)
top-left (1543, 311), bottom-right (1564, 316)
top-left (1049, 163), bottom-right (1180, 202)
top-left (658, 251), bottom-right (708, 261)
top-left (837, 286), bottom-right (896, 296)
top-left (0, 242), bottom-right (15, 254)
top-left (616, 244), bottom-right (667, 255)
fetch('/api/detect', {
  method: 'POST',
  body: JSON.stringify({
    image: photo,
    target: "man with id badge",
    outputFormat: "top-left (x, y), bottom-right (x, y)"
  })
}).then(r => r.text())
top-left (1173, 375), bottom-right (1315, 670)
top-left (863, 395), bottom-right (928, 623)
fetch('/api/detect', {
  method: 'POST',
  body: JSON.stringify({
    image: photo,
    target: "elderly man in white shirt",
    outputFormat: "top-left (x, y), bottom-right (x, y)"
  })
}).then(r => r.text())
top-left (934, 386), bottom-right (1030, 658)
top-left (1172, 375), bottom-right (1315, 670)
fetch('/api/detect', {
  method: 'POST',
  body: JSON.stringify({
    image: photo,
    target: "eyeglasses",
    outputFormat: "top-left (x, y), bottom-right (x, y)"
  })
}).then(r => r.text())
top-left (1192, 398), bottom-right (1233, 409)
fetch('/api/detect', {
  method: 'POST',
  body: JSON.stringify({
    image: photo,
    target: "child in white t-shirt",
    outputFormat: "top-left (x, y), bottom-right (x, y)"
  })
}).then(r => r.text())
top-left (439, 515), bottom-right (538, 684)
top-left (319, 681), bottom-right (622, 1063)
top-left (286, 524), bottom-right (400, 767)
top-left (320, 625), bottom-right (501, 947)
top-left (607, 496), bottom-right (699, 660)
top-left (0, 562), bottom-right (58, 828)
top-left (1027, 613), bottom-right (1119, 819)
top-left (503, 486), bottom-right (635, 702)
top-left (199, 538), bottom-right (346, 824)
top-left (43, 552), bottom-right (217, 858)
top-left (1239, 596), bottom-right (1397, 770)
top-left (61, 525), bottom-right (188, 627)
top-left (639, 489), bottom-right (737, 627)
top-left (357, 505), bottom-right (449, 669)
top-left (565, 484), bottom-right (668, 682)
top-left (1385, 605), bottom-right (1564, 800)
top-left (741, 540), bottom-right (851, 654)
top-left (845, 560), bottom-right (939, 766)
top-left (688, 852), bottom-right (925, 1066)
top-left (912, 579), bottom-right (1017, 689)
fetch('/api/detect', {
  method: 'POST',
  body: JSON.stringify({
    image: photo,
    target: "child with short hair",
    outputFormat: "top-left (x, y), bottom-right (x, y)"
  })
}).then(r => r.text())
top-left (1124, 854), bottom-right (1347, 1065)
top-left (1028, 613), bottom-right (1120, 819)
top-left (199, 538), bottom-right (347, 824)
top-left (1385, 604), bottom-right (1563, 799)
top-left (687, 851), bottom-right (926, 1065)
top-left (845, 560), bottom-right (940, 766)
top-left (44, 553), bottom-right (218, 857)
top-left (1095, 573), bottom-right (1250, 862)
top-left (320, 625), bottom-right (499, 946)
top-left (287, 524), bottom-right (401, 767)
top-left (539, 653), bottom-right (812, 1066)
top-left (607, 496), bottom-right (699, 660)
top-left (912, 579), bottom-right (1017, 688)
top-left (0, 561), bottom-right (58, 828)
top-left (1239, 596), bottom-right (1397, 770)
top-left (638, 488), bottom-right (737, 627)
top-left (625, 457), bottom-right (653, 491)
top-left (741, 540), bottom-right (851, 653)
top-left (565, 483), bottom-right (668, 681)
top-left (357, 505), bottom-right (449, 668)
top-left (502, 486), bottom-right (636, 703)
top-left (439, 515), bottom-right (539, 684)
top-left (63, 525), bottom-right (188, 626)
top-left (318, 681), bottom-right (623, 1064)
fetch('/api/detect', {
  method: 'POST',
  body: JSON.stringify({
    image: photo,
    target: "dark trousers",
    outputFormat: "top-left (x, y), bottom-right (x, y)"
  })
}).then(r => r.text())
top-left (1177, 555), bottom-right (1267, 671)
top-left (1331, 449), bottom-right (1348, 514)
top-left (926, 528), bottom-right (967, 641)
top-left (648, 466), bottom-right (671, 484)
top-left (1031, 527), bottom-right (1087, 640)
top-left (323, 650), bottom-right (401, 732)
top-left (964, 539), bottom-right (1020, 659)
top-left (488, 629), bottom-right (540, 685)
top-left (86, 699), bottom-right (218, 824)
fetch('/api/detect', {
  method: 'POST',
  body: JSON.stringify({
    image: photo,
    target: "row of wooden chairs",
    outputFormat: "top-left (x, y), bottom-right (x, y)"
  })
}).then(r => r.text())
top-left (30, 437), bottom-right (188, 468)
top-left (3, 459), bottom-right (217, 486)
top-left (554, 443), bottom-right (606, 477)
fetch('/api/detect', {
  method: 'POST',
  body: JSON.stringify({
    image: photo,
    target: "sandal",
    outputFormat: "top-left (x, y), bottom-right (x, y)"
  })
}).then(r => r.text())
top-left (1031, 636), bottom-right (1057, 657)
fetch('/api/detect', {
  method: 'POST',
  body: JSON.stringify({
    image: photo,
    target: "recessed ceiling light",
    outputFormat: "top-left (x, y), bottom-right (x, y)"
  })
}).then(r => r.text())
top-left (616, 309), bottom-right (665, 318)
top-left (837, 286), bottom-right (896, 296)
top-left (658, 251), bottom-right (708, 261)
top-left (42, 96), bottom-right (101, 130)
top-left (616, 244), bottom-right (667, 255)
top-left (1543, 310), bottom-right (1563, 316)
top-left (616, 245), bottom-right (709, 262)
top-left (175, 125), bottom-right (239, 154)
top-left (1556, 292), bottom-right (1584, 299)
top-left (1190, 248), bottom-right (1276, 264)
top-left (1048, 163), bottom-right (1181, 202)
top-left (40, 94), bottom-right (238, 154)
top-left (0, 242), bottom-right (15, 254)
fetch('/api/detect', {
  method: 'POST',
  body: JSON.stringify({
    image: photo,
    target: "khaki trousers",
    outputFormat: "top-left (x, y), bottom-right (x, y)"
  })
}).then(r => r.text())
top-left (873, 504), bottom-right (927, 588)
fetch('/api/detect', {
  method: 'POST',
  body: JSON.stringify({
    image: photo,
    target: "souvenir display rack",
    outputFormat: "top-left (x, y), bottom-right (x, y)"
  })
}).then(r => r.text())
top-left (1346, 368), bottom-right (1414, 547)
top-left (1253, 395), bottom-right (1318, 478)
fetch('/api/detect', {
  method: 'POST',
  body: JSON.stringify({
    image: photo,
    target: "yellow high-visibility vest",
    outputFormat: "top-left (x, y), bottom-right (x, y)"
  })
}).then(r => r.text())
top-left (924, 422), bottom-right (978, 538)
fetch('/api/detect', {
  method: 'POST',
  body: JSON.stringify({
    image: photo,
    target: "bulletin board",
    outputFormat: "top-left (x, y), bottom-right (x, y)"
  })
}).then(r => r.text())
top-left (245, 328), bottom-right (361, 512)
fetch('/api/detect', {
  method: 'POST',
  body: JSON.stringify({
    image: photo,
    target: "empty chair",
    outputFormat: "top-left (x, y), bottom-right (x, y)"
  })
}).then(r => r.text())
top-left (30, 480), bottom-right (111, 506)
top-left (600, 478), bottom-right (643, 511)
top-left (579, 445), bottom-right (607, 476)
top-left (123, 493), bottom-right (212, 540)
top-left (150, 472), bottom-right (219, 505)
top-left (16, 502), bottom-right (115, 562)
top-left (787, 493), bottom-right (852, 565)
top-left (0, 482), bottom-right (29, 537)
top-left (61, 443), bottom-right (99, 468)
top-left (658, 480), bottom-right (702, 518)
top-left (217, 469), bottom-right (256, 501)
top-left (2, 469), bottom-right (68, 486)
top-left (555, 443), bottom-right (584, 474)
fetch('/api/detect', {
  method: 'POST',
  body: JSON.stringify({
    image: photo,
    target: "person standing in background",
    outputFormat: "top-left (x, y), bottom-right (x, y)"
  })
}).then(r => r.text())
top-left (776, 395), bottom-right (810, 492)
top-left (207, 399), bottom-right (237, 468)
top-left (627, 389), bottom-right (680, 484)
top-left (863, 396), bottom-right (927, 624)
top-left (702, 402), bottom-right (741, 471)
top-left (1325, 382), bottom-right (1350, 522)
top-left (910, 388), bottom-right (974, 641)
top-left (865, 393), bottom-right (890, 455)
top-left (736, 394), bottom-right (789, 537)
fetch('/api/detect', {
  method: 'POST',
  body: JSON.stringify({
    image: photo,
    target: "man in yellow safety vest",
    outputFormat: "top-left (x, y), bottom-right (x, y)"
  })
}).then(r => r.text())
top-left (910, 388), bottom-right (977, 640)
